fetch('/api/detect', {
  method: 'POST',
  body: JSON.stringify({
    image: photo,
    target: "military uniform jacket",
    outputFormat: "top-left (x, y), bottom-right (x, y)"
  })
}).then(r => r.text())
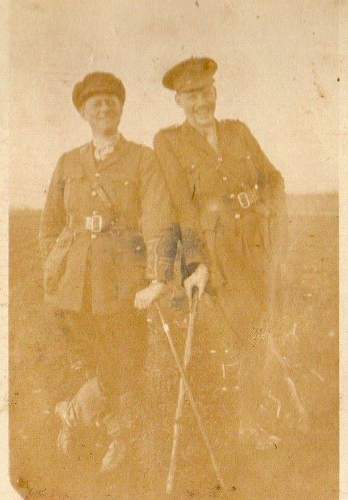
top-left (154, 120), bottom-right (287, 321)
top-left (39, 136), bottom-right (174, 314)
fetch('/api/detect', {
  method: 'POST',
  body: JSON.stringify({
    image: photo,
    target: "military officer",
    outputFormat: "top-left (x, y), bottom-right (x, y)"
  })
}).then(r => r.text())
top-left (153, 56), bottom-right (307, 463)
top-left (39, 71), bottom-right (175, 478)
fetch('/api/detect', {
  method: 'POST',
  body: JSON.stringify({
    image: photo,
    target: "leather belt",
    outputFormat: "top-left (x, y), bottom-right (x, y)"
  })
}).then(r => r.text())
top-left (66, 214), bottom-right (116, 233)
top-left (224, 185), bottom-right (259, 211)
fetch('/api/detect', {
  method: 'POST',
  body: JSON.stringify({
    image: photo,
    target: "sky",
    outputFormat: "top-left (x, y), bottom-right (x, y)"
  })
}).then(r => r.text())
top-left (9, 0), bottom-right (340, 208)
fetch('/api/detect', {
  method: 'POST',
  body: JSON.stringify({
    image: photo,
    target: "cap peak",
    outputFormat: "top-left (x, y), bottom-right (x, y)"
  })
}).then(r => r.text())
top-left (162, 57), bottom-right (217, 92)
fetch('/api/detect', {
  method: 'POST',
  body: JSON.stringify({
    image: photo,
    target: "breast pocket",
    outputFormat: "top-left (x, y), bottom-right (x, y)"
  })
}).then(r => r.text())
top-left (44, 229), bottom-right (74, 294)
top-left (227, 152), bottom-right (260, 188)
top-left (63, 171), bottom-right (87, 213)
top-left (105, 175), bottom-right (139, 221)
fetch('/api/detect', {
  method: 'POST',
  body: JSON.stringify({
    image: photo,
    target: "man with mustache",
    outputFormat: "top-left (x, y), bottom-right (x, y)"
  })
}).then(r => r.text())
top-left (150, 57), bottom-right (307, 491)
top-left (39, 71), bottom-right (174, 486)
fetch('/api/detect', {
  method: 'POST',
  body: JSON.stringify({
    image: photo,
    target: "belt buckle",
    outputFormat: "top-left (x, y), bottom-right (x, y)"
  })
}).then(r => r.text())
top-left (237, 191), bottom-right (250, 209)
top-left (86, 214), bottom-right (103, 232)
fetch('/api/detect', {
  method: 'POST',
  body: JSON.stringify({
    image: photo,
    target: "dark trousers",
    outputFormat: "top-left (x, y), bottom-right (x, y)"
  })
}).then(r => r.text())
top-left (53, 255), bottom-right (148, 434)
top-left (58, 306), bottom-right (147, 404)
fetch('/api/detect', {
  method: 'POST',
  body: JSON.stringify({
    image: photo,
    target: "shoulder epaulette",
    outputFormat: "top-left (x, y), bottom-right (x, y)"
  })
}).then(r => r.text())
top-left (159, 123), bottom-right (182, 135)
top-left (54, 143), bottom-right (88, 164)
top-left (62, 142), bottom-right (90, 159)
top-left (79, 142), bottom-right (90, 154)
top-left (222, 118), bottom-right (249, 136)
top-left (220, 118), bottom-right (242, 127)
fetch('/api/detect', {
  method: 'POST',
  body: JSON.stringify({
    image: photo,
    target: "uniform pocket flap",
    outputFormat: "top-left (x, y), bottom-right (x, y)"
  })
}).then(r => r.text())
top-left (63, 163), bottom-right (85, 181)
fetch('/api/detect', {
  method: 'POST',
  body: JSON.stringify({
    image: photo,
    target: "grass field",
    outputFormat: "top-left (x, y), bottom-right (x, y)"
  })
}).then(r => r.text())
top-left (9, 193), bottom-right (339, 499)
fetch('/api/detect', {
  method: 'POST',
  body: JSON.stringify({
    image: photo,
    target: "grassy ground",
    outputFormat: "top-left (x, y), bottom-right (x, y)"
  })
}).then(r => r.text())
top-left (9, 194), bottom-right (339, 499)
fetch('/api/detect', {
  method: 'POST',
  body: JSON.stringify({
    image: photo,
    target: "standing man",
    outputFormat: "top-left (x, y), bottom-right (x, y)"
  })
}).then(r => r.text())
top-left (153, 56), bottom-right (306, 469)
top-left (39, 71), bottom-right (174, 481)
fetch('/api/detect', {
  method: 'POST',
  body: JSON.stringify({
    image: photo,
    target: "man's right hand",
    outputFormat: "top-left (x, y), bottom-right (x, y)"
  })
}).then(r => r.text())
top-left (134, 281), bottom-right (166, 310)
top-left (183, 263), bottom-right (209, 306)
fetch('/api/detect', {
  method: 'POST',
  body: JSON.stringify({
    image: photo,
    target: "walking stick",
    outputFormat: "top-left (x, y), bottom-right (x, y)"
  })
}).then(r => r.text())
top-left (166, 291), bottom-right (198, 494)
top-left (154, 302), bottom-right (227, 494)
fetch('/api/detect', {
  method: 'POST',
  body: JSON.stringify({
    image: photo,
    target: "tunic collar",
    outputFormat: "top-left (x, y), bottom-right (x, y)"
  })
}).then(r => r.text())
top-left (93, 133), bottom-right (120, 161)
top-left (98, 134), bottom-right (130, 168)
top-left (79, 134), bottom-right (130, 175)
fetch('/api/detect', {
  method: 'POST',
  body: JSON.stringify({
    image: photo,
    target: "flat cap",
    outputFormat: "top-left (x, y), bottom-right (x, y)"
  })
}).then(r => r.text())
top-left (162, 57), bottom-right (217, 92)
top-left (72, 72), bottom-right (126, 110)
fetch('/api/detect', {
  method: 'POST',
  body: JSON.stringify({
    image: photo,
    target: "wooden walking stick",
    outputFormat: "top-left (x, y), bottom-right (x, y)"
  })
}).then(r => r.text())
top-left (155, 302), bottom-right (227, 495)
top-left (166, 291), bottom-right (199, 494)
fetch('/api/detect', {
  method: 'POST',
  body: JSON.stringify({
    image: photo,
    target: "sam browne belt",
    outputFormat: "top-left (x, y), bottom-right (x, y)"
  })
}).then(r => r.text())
top-left (66, 213), bottom-right (117, 233)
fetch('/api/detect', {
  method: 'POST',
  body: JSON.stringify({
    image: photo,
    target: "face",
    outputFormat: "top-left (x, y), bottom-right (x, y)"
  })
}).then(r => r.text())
top-left (80, 93), bottom-right (123, 136)
top-left (175, 84), bottom-right (217, 129)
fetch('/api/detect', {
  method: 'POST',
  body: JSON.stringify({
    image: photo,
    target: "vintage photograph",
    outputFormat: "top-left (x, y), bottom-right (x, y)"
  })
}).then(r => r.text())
top-left (8, 1), bottom-right (340, 498)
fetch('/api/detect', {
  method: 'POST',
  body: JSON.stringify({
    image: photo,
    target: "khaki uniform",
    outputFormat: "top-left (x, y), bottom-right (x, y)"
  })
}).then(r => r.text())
top-left (154, 119), bottom-right (286, 305)
top-left (40, 135), bottom-right (174, 313)
top-left (154, 119), bottom-right (288, 440)
top-left (40, 136), bottom-right (175, 465)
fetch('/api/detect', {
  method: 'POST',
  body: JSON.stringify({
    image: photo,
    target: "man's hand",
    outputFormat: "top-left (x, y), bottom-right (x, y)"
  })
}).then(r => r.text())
top-left (134, 281), bottom-right (166, 310)
top-left (183, 263), bottom-right (209, 306)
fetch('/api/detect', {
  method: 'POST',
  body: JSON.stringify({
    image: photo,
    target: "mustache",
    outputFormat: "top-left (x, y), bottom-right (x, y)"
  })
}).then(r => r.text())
top-left (194, 107), bottom-right (213, 113)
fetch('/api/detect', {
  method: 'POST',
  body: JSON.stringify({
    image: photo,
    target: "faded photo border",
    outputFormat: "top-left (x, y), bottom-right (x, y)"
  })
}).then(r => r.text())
top-left (1, 0), bottom-right (10, 497)
top-left (1, 1), bottom-right (347, 498)
top-left (339, 2), bottom-right (348, 498)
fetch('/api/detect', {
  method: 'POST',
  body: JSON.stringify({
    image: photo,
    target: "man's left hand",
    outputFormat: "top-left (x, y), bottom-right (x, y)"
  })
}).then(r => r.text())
top-left (134, 281), bottom-right (166, 310)
top-left (183, 263), bottom-right (209, 306)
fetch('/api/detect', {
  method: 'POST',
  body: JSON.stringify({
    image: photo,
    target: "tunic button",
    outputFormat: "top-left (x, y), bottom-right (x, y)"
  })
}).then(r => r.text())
top-left (229, 193), bottom-right (235, 199)
top-left (246, 154), bottom-right (251, 160)
top-left (91, 190), bottom-right (97, 197)
top-left (95, 172), bottom-right (100, 178)
top-left (124, 181), bottom-right (129, 186)
top-left (217, 156), bottom-right (223, 162)
top-left (191, 164), bottom-right (195, 170)
top-left (235, 213), bottom-right (240, 219)
top-left (222, 176), bottom-right (227, 181)
top-left (254, 184), bottom-right (258, 190)
top-left (136, 245), bottom-right (141, 251)
top-left (91, 233), bottom-right (97, 239)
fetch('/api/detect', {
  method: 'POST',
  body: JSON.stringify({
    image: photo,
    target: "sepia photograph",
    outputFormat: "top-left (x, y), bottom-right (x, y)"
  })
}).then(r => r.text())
top-left (5, 0), bottom-right (344, 498)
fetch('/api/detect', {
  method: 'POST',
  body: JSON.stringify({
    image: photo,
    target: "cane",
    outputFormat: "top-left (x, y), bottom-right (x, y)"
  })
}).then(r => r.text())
top-left (154, 302), bottom-right (227, 494)
top-left (166, 290), bottom-right (199, 494)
